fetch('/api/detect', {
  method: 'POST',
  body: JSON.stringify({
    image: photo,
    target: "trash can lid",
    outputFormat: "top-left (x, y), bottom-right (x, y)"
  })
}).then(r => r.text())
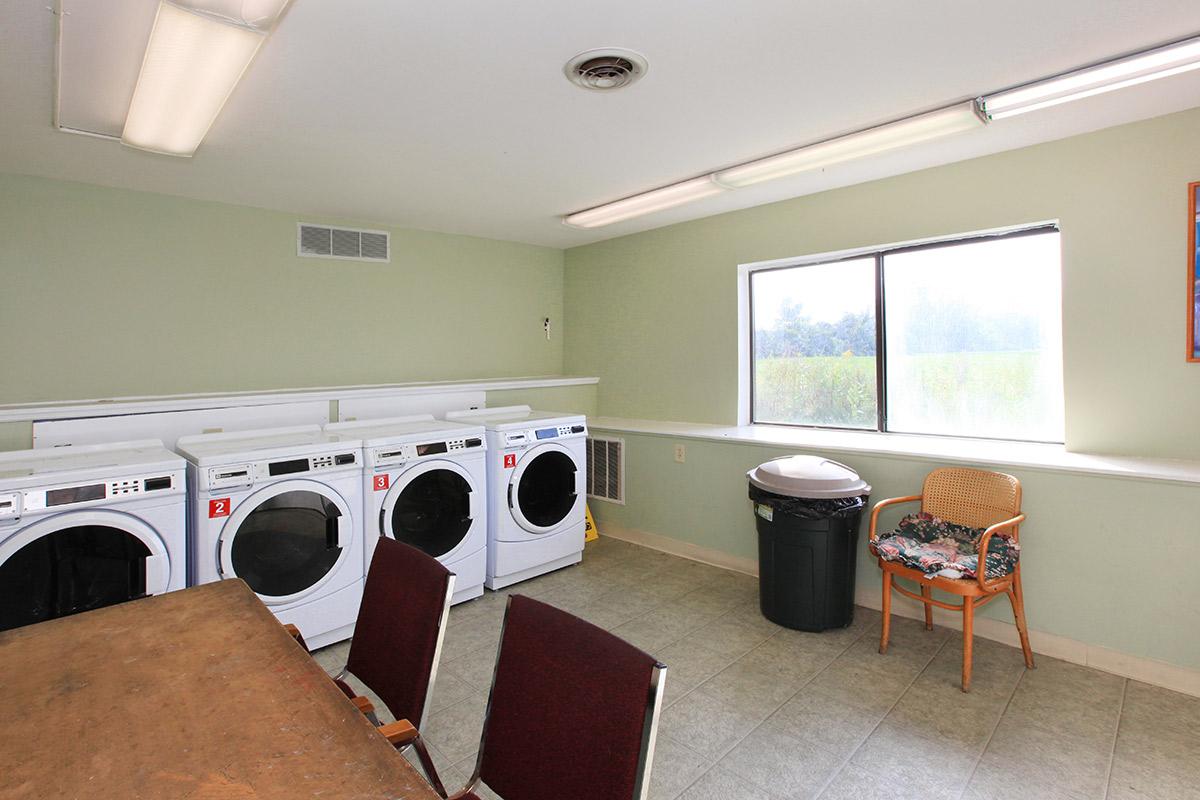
top-left (747, 455), bottom-right (871, 499)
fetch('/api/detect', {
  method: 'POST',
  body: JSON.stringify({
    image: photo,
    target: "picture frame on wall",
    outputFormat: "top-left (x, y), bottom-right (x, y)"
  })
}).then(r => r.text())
top-left (1191, 181), bottom-right (1200, 362)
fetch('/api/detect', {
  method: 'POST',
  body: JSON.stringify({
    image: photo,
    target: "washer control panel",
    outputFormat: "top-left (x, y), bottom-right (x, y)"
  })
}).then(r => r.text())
top-left (17, 471), bottom-right (183, 514)
top-left (373, 436), bottom-right (485, 467)
top-left (207, 452), bottom-right (359, 490)
top-left (506, 423), bottom-right (587, 446)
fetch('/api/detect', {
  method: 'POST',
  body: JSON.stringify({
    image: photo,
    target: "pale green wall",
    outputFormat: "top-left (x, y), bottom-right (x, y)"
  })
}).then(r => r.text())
top-left (567, 109), bottom-right (1200, 673)
top-left (565, 107), bottom-right (1200, 460)
top-left (591, 428), bottom-right (1200, 671)
top-left (1, 173), bottom-right (564, 404)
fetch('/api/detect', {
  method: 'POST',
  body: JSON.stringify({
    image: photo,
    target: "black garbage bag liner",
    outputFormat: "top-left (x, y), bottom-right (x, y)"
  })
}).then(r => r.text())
top-left (748, 483), bottom-right (867, 519)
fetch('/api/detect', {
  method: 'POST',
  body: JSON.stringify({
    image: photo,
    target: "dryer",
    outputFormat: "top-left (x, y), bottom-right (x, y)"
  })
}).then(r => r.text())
top-left (325, 415), bottom-right (488, 606)
top-left (0, 440), bottom-right (186, 632)
top-left (177, 426), bottom-right (364, 650)
top-left (444, 406), bottom-right (586, 590)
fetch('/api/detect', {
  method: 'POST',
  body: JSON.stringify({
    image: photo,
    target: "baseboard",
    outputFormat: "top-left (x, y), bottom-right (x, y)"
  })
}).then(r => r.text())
top-left (600, 524), bottom-right (759, 576)
top-left (598, 526), bottom-right (1200, 699)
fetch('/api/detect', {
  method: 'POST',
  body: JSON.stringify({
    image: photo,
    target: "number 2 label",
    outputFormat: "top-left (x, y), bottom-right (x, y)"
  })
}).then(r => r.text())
top-left (373, 474), bottom-right (390, 491)
top-left (209, 498), bottom-right (230, 518)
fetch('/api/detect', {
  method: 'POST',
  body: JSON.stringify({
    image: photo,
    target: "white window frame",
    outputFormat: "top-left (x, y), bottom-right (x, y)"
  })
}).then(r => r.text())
top-left (737, 221), bottom-right (1061, 438)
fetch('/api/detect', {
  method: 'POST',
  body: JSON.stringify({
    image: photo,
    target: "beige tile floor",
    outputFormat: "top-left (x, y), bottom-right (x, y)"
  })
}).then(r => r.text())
top-left (315, 536), bottom-right (1200, 800)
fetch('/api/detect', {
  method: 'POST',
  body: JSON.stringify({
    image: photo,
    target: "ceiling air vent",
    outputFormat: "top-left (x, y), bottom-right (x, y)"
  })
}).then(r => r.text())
top-left (564, 49), bottom-right (648, 91)
top-left (586, 436), bottom-right (625, 504)
top-left (297, 224), bottom-right (390, 262)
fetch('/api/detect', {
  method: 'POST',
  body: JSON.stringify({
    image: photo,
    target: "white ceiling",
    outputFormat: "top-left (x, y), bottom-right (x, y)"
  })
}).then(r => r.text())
top-left (3, 0), bottom-right (1200, 249)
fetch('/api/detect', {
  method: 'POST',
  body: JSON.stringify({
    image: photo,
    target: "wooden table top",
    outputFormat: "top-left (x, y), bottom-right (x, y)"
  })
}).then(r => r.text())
top-left (0, 580), bottom-right (440, 800)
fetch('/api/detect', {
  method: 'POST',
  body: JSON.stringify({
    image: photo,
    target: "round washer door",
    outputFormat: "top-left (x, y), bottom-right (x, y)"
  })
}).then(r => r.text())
top-left (0, 509), bottom-right (170, 632)
top-left (508, 443), bottom-right (584, 534)
top-left (218, 479), bottom-right (352, 606)
top-left (380, 459), bottom-right (480, 560)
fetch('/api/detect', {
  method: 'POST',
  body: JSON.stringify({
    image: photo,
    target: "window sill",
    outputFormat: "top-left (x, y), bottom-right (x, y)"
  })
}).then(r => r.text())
top-left (587, 416), bottom-right (1200, 486)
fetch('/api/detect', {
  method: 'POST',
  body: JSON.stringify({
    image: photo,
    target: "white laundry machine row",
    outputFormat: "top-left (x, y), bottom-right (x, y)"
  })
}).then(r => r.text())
top-left (325, 415), bottom-right (488, 606)
top-left (444, 406), bottom-right (587, 590)
top-left (176, 426), bottom-right (364, 650)
top-left (0, 440), bottom-right (187, 632)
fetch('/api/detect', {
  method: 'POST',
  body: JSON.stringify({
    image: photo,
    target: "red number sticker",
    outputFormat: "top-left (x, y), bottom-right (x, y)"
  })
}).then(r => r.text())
top-left (208, 498), bottom-right (230, 518)
top-left (503, 454), bottom-right (517, 469)
top-left (373, 474), bottom-right (390, 492)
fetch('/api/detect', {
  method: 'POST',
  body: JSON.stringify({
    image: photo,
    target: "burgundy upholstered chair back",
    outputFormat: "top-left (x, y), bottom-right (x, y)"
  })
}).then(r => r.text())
top-left (475, 595), bottom-right (664, 800)
top-left (345, 537), bottom-right (453, 727)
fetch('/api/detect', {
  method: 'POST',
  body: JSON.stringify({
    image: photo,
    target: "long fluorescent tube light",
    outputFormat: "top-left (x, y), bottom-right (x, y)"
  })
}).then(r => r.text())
top-left (981, 35), bottom-right (1200, 120)
top-left (713, 101), bottom-right (986, 189)
top-left (562, 176), bottom-right (727, 229)
top-left (122, 1), bottom-right (288, 156)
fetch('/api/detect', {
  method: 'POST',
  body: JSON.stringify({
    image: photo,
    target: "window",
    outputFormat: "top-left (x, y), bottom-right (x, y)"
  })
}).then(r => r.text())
top-left (749, 227), bottom-right (1063, 442)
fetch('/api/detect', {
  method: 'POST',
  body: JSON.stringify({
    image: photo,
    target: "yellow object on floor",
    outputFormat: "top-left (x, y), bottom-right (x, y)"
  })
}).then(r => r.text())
top-left (584, 504), bottom-right (599, 542)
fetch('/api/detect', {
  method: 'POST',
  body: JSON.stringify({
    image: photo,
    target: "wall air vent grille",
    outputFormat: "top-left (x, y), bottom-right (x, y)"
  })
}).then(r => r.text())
top-left (298, 224), bottom-right (390, 262)
top-left (585, 436), bottom-right (624, 504)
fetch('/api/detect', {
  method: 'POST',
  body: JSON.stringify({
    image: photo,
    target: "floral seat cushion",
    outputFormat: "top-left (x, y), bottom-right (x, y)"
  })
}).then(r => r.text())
top-left (871, 512), bottom-right (1019, 580)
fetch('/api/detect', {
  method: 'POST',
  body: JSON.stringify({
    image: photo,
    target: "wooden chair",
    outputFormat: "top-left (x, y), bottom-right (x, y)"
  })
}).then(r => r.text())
top-left (869, 467), bottom-right (1034, 692)
top-left (414, 594), bottom-right (668, 800)
top-left (285, 537), bottom-right (455, 795)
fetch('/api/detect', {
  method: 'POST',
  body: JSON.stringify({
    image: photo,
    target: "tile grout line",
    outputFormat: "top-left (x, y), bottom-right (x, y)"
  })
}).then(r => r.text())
top-left (1101, 678), bottom-right (1129, 800)
top-left (811, 634), bottom-right (952, 800)
top-left (952, 665), bottom-right (1029, 800)
top-left (668, 615), bottom-right (879, 799)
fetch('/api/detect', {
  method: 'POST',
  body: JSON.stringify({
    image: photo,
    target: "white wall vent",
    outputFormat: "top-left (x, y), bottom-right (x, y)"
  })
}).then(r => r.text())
top-left (297, 223), bottom-right (390, 262)
top-left (586, 436), bottom-right (625, 504)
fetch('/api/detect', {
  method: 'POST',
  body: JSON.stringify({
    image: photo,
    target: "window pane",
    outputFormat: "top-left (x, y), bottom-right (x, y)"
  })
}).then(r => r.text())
top-left (752, 257), bottom-right (877, 428)
top-left (883, 232), bottom-right (1063, 441)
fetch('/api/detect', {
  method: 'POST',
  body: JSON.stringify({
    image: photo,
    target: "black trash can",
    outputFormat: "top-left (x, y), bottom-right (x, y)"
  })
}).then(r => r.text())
top-left (747, 456), bottom-right (871, 632)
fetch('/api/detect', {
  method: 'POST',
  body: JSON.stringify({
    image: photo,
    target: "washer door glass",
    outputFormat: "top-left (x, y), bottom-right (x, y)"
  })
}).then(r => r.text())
top-left (514, 449), bottom-right (578, 530)
top-left (0, 525), bottom-right (152, 632)
top-left (230, 490), bottom-right (343, 598)
top-left (390, 469), bottom-right (472, 557)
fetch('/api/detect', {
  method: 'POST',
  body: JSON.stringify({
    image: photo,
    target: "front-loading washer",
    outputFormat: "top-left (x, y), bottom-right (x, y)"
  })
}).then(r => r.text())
top-left (325, 415), bottom-right (488, 606)
top-left (177, 425), bottom-right (364, 650)
top-left (444, 406), bottom-right (587, 590)
top-left (0, 439), bottom-right (186, 632)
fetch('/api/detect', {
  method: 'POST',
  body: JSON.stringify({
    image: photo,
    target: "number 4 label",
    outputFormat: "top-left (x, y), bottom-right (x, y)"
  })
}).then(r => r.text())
top-left (503, 454), bottom-right (516, 469)
top-left (373, 474), bottom-right (390, 492)
top-left (209, 498), bottom-right (230, 518)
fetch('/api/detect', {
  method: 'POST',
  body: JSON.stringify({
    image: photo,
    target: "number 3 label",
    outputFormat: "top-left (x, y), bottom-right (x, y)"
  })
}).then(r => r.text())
top-left (373, 474), bottom-right (390, 492)
top-left (209, 498), bottom-right (230, 518)
top-left (503, 454), bottom-right (516, 469)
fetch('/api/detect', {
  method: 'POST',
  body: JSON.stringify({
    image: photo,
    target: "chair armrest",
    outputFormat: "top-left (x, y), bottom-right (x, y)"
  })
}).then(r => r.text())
top-left (282, 623), bottom-right (308, 652)
top-left (976, 514), bottom-right (1026, 592)
top-left (378, 719), bottom-right (419, 748)
top-left (351, 695), bottom-right (376, 717)
top-left (869, 495), bottom-right (922, 543)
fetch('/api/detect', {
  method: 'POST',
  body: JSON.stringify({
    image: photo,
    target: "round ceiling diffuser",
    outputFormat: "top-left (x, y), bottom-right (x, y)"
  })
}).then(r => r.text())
top-left (564, 48), bottom-right (649, 91)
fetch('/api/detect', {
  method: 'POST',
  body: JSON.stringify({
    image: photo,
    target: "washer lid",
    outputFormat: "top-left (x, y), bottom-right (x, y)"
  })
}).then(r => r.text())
top-left (747, 455), bottom-right (870, 499)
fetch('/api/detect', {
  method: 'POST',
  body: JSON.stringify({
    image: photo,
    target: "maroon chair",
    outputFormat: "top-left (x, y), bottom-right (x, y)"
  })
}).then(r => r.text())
top-left (288, 537), bottom-right (455, 795)
top-left (417, 594), bottom-right (667, 800)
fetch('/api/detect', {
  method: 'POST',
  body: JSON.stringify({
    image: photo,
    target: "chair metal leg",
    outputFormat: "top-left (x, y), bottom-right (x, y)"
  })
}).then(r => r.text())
top-left (961, 597), bottom-right (974, 693)
top-left (920, 585), bottom-right (933, 630)
top-left (1009, 570), bottom-right (1035, 669)
top-left (409, 735), bottom-right (449, 799)
top-left (879, 571), bottom-right (893, 655)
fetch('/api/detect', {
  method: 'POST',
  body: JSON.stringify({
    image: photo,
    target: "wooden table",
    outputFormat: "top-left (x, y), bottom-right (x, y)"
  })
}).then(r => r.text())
top-left (0, 580), bottom-right (440, 800)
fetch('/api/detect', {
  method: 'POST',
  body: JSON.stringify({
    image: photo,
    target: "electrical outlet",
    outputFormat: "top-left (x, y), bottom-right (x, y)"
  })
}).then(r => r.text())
top-left (674, 443), bottom-right (686, 463)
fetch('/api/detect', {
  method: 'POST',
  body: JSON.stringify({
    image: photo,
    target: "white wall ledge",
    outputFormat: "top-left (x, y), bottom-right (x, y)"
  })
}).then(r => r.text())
top-left (0, 376), bottom-right (599, 423)
top-left (588, 416), bottom-right (1200, 486)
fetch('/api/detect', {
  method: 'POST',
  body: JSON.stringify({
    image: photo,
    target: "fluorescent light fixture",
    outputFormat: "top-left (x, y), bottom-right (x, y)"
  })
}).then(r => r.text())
top-left (713, 101), bottom-right (986, 189)
top-left (122, 1), bottom-right (289, 156)
top-left (982, 35), bottom-right (1200, 120)
top-left (562, 176), bottom-right (727, 229)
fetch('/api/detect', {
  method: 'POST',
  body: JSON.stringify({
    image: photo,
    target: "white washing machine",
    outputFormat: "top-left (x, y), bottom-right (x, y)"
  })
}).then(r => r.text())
top-left (177, 426), bottom-right (364, 650)
top-left (444, 406), bottom-right (587, 590)
top-left (0, 440), bottom-right (186, 632)
top-left (325, 415), bottom-right (488, 606)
